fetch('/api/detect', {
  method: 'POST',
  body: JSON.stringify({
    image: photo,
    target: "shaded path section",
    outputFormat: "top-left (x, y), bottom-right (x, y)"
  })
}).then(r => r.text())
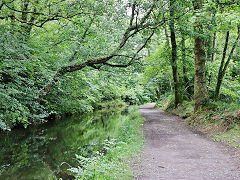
top-left (133, 104), bottom-right (240, 180)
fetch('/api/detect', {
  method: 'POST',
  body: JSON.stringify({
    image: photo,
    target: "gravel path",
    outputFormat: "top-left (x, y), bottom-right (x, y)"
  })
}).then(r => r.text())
top-left (132, 103), bottom-right (240, 180)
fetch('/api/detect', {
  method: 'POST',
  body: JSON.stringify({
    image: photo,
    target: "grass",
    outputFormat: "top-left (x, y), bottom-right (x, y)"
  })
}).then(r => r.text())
top-left (156, 94), bottom-right (240, 148)
top-left (211, 125), bottom-right (240, 148)
top-left (69, 106), bottom-right (144, 180)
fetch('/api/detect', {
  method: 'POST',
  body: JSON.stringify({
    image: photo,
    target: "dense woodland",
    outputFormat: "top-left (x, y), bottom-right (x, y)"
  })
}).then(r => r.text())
top-left (0, 0), bottom-right (239, 131)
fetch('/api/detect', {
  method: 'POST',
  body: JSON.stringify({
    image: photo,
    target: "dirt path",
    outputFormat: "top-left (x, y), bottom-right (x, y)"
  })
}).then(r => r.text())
top-left (132, 104), bottom-right (240, 180)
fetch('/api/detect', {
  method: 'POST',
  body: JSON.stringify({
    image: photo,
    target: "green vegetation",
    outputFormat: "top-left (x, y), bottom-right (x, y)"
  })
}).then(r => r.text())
top-left (157, 95), bottom-right (240, 148)
top-left (0, 0), bottom-right (158, 131)
top-left (69, 106), bottom-right (144, 179)
top-left (212, 126), bottom-right (240, 148)
top-left (1, 0), bottom-right (238, 130)
top-left (0, 106), bottom-right (144, 179)
top-left (0, 0), bottom-right (240, 179)
top-left (141, 0), bottom-right (240, 148)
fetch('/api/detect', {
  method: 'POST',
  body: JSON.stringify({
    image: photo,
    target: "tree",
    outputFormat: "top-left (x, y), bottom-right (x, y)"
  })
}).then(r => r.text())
top-left (181, 35), bottom-right (191, 96)
top-left (169, 0), bottom-right (181, 107)
top-left (39, 0), bottom-right (166, 97)
top-left (215, 26), bottom-right (240, 99)
top-left (192, 0), bottom-right (208, 111)
top-left (0, 0), bottom-right (167, 130)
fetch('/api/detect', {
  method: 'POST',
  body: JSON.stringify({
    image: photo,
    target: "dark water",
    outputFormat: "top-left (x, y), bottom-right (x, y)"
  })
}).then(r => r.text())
top-left (0, 109), bottom-right (127, 180)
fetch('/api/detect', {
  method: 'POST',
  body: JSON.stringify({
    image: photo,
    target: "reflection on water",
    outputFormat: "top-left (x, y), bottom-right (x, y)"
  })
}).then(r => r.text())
top-left (0, 108), bottom-right (127, 180)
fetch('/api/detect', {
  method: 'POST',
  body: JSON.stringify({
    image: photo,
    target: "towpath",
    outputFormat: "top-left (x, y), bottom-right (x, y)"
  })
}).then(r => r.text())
top-left (132, 103), bottom-right (240, 180)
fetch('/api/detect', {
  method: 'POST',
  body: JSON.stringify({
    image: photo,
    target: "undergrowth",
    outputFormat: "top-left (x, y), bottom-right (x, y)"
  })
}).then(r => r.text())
top-left (156, 94), bottom-right (240, 148)
top-left (69, 106), bottom-right (144, 179)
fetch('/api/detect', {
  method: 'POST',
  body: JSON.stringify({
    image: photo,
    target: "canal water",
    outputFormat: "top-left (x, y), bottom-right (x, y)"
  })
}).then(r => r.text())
top-left (0, 108), bottom-right (128, 180)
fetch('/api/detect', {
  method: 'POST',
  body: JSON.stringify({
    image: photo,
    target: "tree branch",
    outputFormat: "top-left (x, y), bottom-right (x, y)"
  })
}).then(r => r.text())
top-left (69, 15), bottom-right (95, 62)
top-left (39, 1), bottom-right (161, 98)
top-left (216, 0), bottom-right (239, 5)
top-left (5, 2), bottom-right (44, 15)
top-left (130, 3), bottom-right (136, 26)
top-left (103, 62), bottom-right (131, 68)
top-left (4, 2), bottom-right (88, 28)
top-left (137, 30), bottom-right (155, 54)
top-left (9, 14), bottom-right (58, 28)
top-left (0, 55), bottom-right (25, 60)
top-left (0, 1), bottom-right (5, 10)
top-left (222, 31), bottom-right (240, 73)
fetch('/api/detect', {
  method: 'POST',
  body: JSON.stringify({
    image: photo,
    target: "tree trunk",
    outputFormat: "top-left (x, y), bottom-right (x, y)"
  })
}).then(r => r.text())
top-left (192, 0), bottom-right (208, 112)
top-left (164, 24), bottom-right (170, 46)
top-left (214, 31), bottom-right (229, 99)
top-left (215, 30), bottom-right (240, 99)
top-left (169, 0), bottom-right (181, 107)
top-left (20, 0), bottom-right (32, 38)
top-left (206, 34), bottom-right (213, 61)
top-left (211, 32), bottom-right (217, 62)
top-left (208, 31), bottom-right (217, 86)
top-left (155, 88), bottom-right (160, 100)
top-left (181, 36), bottom-right (191, 96)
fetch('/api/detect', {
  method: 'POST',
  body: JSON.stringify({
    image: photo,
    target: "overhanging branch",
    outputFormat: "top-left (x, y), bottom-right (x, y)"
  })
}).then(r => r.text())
top-left (39, 2), bottom-right (164, 98)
